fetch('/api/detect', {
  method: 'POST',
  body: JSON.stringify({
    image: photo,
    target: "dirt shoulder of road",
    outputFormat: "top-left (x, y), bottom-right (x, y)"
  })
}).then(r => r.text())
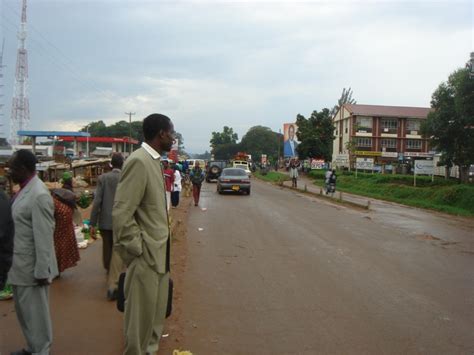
top-left (158, 195), bottom-right (193, 354)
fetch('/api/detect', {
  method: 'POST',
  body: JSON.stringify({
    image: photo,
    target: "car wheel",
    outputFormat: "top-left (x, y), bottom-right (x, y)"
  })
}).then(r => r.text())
top-left (217, 186), bottom-right (222, 194)
top-left (247, 189), bottom-right (251, 195)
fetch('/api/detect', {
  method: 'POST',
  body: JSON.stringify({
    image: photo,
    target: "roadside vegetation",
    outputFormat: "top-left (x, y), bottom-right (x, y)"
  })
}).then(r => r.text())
top-left (254, 171), bottom-right (290, 184)
top-left (309, 170), bottom-right (474, 216)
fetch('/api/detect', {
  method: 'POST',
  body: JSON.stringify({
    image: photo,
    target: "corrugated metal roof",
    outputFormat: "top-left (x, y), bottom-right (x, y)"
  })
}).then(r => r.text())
top-left (344, 104), bottom-right (431, 118)
top-left (18, 130), bottom-right (91, 137)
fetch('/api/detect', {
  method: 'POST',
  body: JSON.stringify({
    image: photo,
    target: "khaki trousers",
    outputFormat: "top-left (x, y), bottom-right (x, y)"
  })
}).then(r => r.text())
top-left (124, 257), bottom-right (169, 355)
top-left (107, 250), bottom-right (125, 291)
top-left (13, 285), bottom-right (52, 355)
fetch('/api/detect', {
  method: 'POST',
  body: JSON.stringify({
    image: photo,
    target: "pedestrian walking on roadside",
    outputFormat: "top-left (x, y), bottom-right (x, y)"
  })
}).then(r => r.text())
top-left (113, 113), bottom-right (174, 355)
top-left (289, 159), bottom-right (299, 188)
top-left (325, 169), bottom-right (332, 191)
top-left (182, 169), bottom-right (192, 198)
top-left (8, 150), bottom-right (58, 355)
top-left (89, 153), bottom-right (125, 300)
top-left (51, 188), bottom-right (81, 275)
top-left (163, 160), bottom-right (174, 211)
top-left (171, 165), bottom-right (182, 208)
top-left (326, 169), bottom-right (337, 194)
top-left (190, 161), bottom-right (205, 206)
top-left (0, 181), bottom-right (14, 301)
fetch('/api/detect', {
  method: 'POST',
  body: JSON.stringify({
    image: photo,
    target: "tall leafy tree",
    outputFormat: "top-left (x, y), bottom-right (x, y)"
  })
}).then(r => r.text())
top-left (240, 126), bottom-right (282, 161)
top-left (421, 67), bottom-right (474, 182)
top-left (296, 108), bottom-right (335, 161)
top-left (210, 126), bottom-right (238, 147)
top-left (331, 87), bottom-right (356, 116)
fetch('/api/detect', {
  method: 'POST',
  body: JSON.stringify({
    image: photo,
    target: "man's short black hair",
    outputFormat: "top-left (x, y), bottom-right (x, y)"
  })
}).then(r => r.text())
top-left (11, 149), bottom-right (37, 173)
top-left (111, 152), bottom-right (124, 169)
top-left (143, 114), bottom-right (172, 141)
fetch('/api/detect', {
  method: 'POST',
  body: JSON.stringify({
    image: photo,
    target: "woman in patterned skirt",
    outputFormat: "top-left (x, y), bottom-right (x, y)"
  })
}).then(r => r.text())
top-left (51, 189), bottom-right (80, 273)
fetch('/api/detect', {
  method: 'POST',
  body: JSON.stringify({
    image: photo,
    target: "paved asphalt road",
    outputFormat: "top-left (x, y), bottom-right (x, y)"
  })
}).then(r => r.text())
top-left (175, 179), bottom-right (474, 355)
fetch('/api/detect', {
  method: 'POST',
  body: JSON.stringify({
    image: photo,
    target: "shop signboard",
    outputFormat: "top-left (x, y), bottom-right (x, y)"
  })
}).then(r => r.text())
top-left (414, 160), bottom-right (434, 175)
top-left (311, 159), bottom-right (325, 170)
top-left (355, 151), bottom-right (381, 157)
top-left (404, 152), bottom-right (433, 158)
top-left (356, 157), bottom-right (374, 170)
top-left (381, 152), bottom-right (398, 158)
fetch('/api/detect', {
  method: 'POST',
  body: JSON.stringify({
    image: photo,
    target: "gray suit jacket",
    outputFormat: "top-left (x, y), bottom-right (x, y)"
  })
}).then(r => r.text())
top-left (8, 176), bottom-right (58, 286)
top-left (90, 168), bottom-right (121, 230)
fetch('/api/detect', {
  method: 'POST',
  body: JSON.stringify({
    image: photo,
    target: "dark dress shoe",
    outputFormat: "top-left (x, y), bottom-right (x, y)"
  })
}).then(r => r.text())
top-left (11, 349), bottom-right (32, 355)
top-left (107, 289), bottom-right (118, 301)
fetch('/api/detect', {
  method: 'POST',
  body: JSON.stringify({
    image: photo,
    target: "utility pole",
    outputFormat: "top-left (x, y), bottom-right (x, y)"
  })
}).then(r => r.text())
top-left (278, 128), bottom-right (281, 168)
top-left (0, 38), bottom-right (5, 142)
top-left (125, 112), bottom-right (135, 154)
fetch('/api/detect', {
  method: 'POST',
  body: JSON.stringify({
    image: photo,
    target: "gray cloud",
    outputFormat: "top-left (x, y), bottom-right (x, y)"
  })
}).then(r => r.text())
top-left (0, 0), bottom-right (472, 152)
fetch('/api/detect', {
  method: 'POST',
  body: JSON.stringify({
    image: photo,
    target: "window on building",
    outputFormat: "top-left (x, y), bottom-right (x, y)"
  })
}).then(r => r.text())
top-left (344, 119), bottom-right (348, 133)
top-left (406, 119), bottom-right (421, 133)
top-left (381, 139), bottom-right (397, 148)
top-left (356, 138), bottom-right (372, 147)
top-left (406, 139), bottom-right (422, 149)
top-left (381, 118), bottom-right (398, 133)
top-left (355, 117), bottom-right (372, 133)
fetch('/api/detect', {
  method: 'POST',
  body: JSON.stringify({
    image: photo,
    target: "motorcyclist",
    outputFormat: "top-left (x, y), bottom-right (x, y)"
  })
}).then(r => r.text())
top-left (326, 169), bottom-right (337, 194)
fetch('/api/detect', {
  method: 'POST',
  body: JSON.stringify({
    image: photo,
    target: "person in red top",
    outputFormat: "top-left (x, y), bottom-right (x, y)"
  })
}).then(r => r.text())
top-left (162, 160), bottom-right (174, 211)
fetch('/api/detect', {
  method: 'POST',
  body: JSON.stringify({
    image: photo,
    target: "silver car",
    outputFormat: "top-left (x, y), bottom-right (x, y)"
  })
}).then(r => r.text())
top-left (217, 168), bottom-right (251, 195)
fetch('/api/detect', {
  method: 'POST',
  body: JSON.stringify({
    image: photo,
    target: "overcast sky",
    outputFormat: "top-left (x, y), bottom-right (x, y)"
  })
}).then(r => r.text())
top-left (0, 0), bottom-right (472, 153)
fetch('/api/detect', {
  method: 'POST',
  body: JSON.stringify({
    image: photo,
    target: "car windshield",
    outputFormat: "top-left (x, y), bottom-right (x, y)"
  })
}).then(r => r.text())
top-left (222, 169), bottom-right (247, 176)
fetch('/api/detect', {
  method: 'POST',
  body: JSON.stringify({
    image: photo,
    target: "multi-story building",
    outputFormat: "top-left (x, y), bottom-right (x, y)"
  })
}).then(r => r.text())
top-left (332, 104), bottom-right (432, 168)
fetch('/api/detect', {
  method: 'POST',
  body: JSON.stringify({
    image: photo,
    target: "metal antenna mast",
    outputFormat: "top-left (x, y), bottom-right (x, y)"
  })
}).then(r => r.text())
top-left (0, 38), bottom-right (6, 139)
top-left (10, 0), bottom-right (30, 145)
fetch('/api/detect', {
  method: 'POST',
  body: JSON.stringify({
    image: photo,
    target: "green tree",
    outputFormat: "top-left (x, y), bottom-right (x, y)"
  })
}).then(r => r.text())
top-left (213, 143), bottom-right (241, 160)
top-left (331, 87), bottom-right (356, 117)
top-left (421, 67), bottom-right (474, 182)
top-left (210, 126), bottom-right (238, 148)
top-left (240, 126), bottom-right (282, 162)
top-left (296, 108), bottom-right (335, 161)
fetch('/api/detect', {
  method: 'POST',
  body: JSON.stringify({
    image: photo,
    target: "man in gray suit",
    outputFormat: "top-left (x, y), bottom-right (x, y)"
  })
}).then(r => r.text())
top-left (90, 152), bottom-right (124, 300)
top-left (8, 150), bottom-right (58, 355)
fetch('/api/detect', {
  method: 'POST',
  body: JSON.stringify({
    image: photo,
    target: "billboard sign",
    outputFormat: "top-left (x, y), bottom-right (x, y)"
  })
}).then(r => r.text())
top-left (311, 159), bottom-right (325, 170)
top-left (414, 160), bottom-right (434, 175)
top-left (356, 157), bottom-right (374, 170)
top-left (283, 123), bottom-right (299, 158)
top-left (168, 139), bottom-right (179, 162)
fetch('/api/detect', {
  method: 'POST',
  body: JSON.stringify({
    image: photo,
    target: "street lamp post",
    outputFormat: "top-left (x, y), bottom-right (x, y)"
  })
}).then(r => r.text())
top-left (125, 112), bottom-right (136, 154)
top-left (86, 125), bottom-right (89, 158)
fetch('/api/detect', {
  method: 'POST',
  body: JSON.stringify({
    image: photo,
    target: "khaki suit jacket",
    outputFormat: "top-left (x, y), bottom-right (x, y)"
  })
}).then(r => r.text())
top-left (8, 176), bottom-right (58, 286)
top-left (112, 147), bottom-right (170, 274)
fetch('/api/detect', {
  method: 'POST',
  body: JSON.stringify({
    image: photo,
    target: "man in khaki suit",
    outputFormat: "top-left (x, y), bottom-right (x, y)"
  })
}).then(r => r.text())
top-left (8, 150), bottom-right (58, 355)
top-left (113, 114), bottom-right (175, 355)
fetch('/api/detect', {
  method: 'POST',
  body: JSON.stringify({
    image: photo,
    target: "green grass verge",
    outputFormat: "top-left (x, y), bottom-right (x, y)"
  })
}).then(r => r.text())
top-left (254, 171), bottom-right (291, 184)
top-left (308, 170), bottom-right (474, 216)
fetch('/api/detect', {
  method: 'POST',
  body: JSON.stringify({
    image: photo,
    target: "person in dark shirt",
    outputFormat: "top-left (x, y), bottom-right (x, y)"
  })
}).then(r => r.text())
top-left (0, 187), bottom-right (14, 292)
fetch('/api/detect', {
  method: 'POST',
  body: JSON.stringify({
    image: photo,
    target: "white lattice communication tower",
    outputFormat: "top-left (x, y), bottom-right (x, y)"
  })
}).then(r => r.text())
top-left (10, 0), bottom-right (30, 145)
top-left (0, 39), bottom-right (5, 139)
